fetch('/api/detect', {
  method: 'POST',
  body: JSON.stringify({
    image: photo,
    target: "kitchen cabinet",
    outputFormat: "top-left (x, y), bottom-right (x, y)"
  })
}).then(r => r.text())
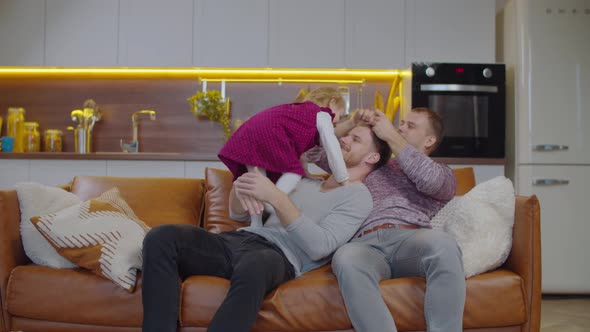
top-left (45, 0), bottom-right (119, 66)
top-left (0, 0), bottom-right (45, 66)
top-left (517, 165), bottom-right (590, 293)
top-left (184, 161), bottom-right (227, 179)
top-left (269, 0), bottom-right (345, 68)
top-left (344, 0), bottom-right (405, 68)
top-left (194, 0), bottom-right (269, 67)
top-left (106, 160), bottom-right (185, 178)
top-left (29, 160), bottom-right (107, 187)
top-left (119, 0), bottom-right (193, 67)
top-left (0, 160), bottom-right (29, 189)
top-left (404, 0), bottom-right (495, 65)
top-left (450, 165), bottom-right (504, 184)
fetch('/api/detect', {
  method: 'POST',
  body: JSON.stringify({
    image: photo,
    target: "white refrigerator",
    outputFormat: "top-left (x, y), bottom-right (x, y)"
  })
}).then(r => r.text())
top-left (499, 0), bottom-right (590, 293)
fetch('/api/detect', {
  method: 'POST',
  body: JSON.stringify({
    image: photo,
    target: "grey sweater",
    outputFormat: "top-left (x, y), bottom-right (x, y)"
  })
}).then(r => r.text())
top-left (309, 145), bottom-right (456, 236)
top-left (230, 178), bottom-right (372, 276)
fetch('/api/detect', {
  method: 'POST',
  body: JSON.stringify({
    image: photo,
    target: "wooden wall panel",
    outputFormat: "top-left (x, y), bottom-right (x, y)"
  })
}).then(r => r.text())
top-left (0, 78), bottom-right (388, 154)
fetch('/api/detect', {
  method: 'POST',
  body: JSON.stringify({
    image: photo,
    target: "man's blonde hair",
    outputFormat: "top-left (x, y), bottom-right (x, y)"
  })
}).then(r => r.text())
top-left (302, 87), bottom-right (345, 109)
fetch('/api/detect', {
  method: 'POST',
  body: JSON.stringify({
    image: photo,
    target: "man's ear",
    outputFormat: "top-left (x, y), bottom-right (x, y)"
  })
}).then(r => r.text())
top-left (424, 135), bottom-right (437, 151)
top-left (364, 152), bottom-right (380, 166)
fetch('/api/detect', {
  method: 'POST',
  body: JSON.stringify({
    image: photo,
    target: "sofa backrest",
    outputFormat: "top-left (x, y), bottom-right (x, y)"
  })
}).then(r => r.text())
top-left (203, 168), bottom-right (243, 233)
top-left (453, 167), bottom-right (476, 195)
top-left (203, 167), bottom-right (476, 233)
top-left (70, 176), bottom-right (205, 228)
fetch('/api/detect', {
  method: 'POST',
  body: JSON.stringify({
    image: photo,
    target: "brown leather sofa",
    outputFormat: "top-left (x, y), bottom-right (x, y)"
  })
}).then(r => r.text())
top-left (0, 167), bottom-right (541, 332)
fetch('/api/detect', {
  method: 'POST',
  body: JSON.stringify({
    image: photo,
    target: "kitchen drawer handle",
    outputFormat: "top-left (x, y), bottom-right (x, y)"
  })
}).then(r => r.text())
top-left (532, 144), bottom-right (569, 151)
top-left (533, 179), bottom-right (570, 186)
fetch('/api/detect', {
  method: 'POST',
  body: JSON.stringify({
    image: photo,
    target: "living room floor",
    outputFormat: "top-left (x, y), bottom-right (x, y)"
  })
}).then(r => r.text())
top-left (541, 296), bottom-right (590, 332)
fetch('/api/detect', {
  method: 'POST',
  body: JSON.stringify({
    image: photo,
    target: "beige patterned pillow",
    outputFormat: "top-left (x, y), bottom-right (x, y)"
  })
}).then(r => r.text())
top-left (31, 187), bottom-right (150, 292)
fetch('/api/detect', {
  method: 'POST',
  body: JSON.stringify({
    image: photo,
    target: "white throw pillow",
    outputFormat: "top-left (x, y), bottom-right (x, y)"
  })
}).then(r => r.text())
top-left (16, 182), bottom-right (80, 268)
top-left (31, 187), bottom-right (150, 292)
top-left (431, 176), bottom-right (515, 278)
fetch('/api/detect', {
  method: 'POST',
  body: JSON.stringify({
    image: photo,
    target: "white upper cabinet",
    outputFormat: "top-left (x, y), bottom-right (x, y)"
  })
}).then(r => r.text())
top-left (344, 0), bottom-right (405, 69)
top-left (119, 0), bottom-right (193, 67)
top-left (194, 0), bottom-right (269, 67)
top-left (45, 0), bottom-right (119, 66)
top-left (269, 0), bottom-right (345, 68)
top-left (405, 0), bottom-right (495, 65)
top-left (0, 0), bottom-right (45, 66)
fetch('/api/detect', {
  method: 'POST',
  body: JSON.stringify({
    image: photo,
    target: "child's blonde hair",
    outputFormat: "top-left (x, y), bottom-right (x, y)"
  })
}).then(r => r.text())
top-left (302, 87), bottom-right (345, 110)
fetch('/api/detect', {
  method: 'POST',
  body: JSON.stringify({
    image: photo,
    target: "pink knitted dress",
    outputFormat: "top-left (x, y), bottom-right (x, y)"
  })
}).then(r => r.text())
top-left (218, 101), bottom-right (335, 183)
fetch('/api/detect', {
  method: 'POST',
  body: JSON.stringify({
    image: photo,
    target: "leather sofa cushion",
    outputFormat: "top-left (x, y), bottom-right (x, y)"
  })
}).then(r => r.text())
top-left (70, 176), bottom-right (205, 228)
top-left (180, 266), bottom-right (527, 331)
top-left (7, 265), bottom-right (142, 327)
top-left (203, 168), bottom-right (245, 233)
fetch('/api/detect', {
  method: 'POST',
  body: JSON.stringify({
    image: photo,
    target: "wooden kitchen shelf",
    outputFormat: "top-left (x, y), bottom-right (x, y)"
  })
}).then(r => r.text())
top-left (0, 152), bottom-right (219, 161)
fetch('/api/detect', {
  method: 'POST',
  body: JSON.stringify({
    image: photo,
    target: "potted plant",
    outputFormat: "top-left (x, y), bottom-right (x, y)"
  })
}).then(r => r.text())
top-left (187, 89), bottom-right (232, 140)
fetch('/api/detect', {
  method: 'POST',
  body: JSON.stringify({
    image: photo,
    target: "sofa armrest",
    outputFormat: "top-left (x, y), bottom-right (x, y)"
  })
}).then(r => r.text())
top-left (502, 195), bottom-right (541, 332)
top-left (0, 190), bottom-right (29, 332)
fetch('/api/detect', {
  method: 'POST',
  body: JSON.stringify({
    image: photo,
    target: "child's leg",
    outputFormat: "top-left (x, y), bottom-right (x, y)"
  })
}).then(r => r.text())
top-left (275, 173), bottom-right (302, 194)
top-left (265, 173), bottom-right (302, 215)
top-left (245, 166), bottom-right (267, 228)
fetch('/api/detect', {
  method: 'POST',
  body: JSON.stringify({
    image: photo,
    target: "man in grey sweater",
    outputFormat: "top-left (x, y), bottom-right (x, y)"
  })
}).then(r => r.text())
top-left (141, 125), bottom-right (392, 332)
top-left (310, 108), bottom-right (463, 332)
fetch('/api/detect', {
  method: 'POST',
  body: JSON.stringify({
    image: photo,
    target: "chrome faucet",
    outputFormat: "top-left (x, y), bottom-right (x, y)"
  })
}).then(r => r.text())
top-left (120, 110), bottom-right (156, 153)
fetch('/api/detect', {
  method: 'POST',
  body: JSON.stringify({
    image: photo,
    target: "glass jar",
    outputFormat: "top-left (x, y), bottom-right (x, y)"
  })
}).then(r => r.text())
top-left (6, 107), bottom-right (25, 152)
top-left (23, 121), bottom-right (41, 152)
top-left (44, 129), bottom-right (63, 152)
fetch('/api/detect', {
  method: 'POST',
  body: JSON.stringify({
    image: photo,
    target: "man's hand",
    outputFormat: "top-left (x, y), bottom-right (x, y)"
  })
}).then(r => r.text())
top-left (335, 109), bottom-right (377, 137)
top-left (372, 110), bottom-right (408, 154)
top-left (234, 187), bottom-right (264, 215)
top-left (234, 167), bottom-right (284, 209)
top-left (352, 108), bottom-right (377, 126)
top-left (301, 146), bottom-right (323, 163)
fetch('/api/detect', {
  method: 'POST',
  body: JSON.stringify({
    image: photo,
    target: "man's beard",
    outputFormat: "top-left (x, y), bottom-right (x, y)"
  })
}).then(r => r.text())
top-left (343, 154), bottom-right (363, 169)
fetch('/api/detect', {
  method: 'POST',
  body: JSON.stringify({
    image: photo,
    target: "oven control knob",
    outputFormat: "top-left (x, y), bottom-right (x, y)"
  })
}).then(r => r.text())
top-left (483, 67), bottom-right (493, 78)
top-left (425, 67), bottom-right (436, 77)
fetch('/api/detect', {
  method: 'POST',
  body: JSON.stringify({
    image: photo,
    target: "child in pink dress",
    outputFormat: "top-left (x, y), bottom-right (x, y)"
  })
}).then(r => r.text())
top-left (218, 87), bottom-right (349, 227)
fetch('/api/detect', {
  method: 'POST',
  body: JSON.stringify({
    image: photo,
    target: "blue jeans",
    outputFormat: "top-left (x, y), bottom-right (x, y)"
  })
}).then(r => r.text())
top-left (141, 224), bottom-right (294, 332)
top-left (332, 228), bottom-right (465, 332)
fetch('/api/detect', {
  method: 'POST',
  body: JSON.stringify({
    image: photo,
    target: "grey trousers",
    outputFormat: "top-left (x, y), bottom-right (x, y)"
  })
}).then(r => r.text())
top-left (331, 228), bottom-right (465, 332)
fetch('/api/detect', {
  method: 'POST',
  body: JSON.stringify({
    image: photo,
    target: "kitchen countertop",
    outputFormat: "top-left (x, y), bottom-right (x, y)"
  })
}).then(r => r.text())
top-left (0, 152), bottom-right (506, 165)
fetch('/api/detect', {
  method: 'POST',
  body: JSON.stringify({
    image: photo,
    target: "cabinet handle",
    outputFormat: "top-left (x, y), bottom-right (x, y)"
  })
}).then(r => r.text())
top-left (532, 144), bottom-right (569, 151)
top-left (533, 179), bottom-right (570, 186)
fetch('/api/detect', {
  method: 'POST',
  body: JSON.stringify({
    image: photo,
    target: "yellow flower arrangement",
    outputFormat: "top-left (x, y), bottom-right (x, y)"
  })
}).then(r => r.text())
top-left (187, 89), bottom-right (232, 140)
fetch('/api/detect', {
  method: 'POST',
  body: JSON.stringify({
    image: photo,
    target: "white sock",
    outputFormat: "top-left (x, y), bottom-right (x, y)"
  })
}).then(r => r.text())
top-left (250, 213), bottom-right (263, 228)
top-left (265, 173), bottom-right (302, 215)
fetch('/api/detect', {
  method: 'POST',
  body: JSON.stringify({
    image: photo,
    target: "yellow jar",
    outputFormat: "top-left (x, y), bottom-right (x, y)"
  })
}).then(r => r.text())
top-left (6, 107), bottom-right (25, 152)
top-left (23, 121), bottom-right (41, 152)
top-left (44, 129), bottom-right (63, 152)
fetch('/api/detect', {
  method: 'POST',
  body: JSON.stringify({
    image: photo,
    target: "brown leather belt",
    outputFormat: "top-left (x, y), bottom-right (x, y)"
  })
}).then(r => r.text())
top-left (357, 223), bottom-right (420, 238)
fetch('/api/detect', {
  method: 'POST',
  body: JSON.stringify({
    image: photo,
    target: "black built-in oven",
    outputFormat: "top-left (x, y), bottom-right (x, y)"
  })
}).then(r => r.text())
top-left (411, 63), bottom-right (505, 158)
